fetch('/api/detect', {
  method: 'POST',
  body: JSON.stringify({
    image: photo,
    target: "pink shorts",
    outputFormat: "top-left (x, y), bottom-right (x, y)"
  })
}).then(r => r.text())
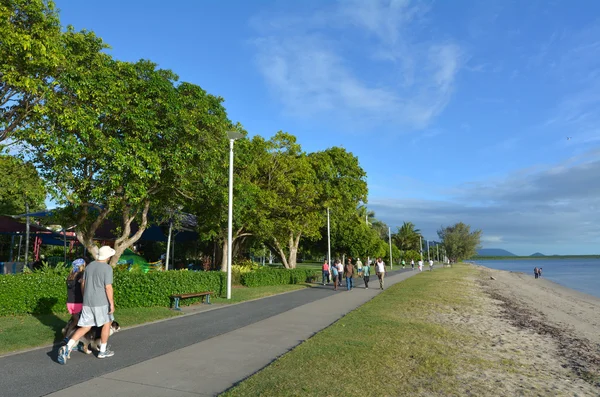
top-left (67, 303), bottom-right (83, 315)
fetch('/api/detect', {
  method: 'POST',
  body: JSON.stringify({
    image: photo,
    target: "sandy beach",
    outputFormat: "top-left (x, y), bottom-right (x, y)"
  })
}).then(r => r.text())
top-left (455, 264), bottom-right (600, 396)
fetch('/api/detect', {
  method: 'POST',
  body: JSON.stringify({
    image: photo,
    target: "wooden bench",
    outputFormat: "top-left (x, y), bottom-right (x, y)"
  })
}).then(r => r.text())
top-left (171, 291), bottom-right (213, 310)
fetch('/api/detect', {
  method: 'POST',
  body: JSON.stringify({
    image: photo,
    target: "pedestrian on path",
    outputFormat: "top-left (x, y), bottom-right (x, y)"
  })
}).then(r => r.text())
top-left (58, 246), bottom-right (117, 364)
top-left (402, 259), bottom-right (406, 269)
top-left (336, 260), bottom-right (344, 288)
top-left (411, 259), bottom-right (415, 271)
top-left (62, 258), bottom-right (86, 341)
top-left (375, 257), bottom-right (386, 290)
top-left (331, 263), bottom-right (339, 290)
top-left (344, 259), bottom-right (354, 290)
top-left (322, 260), bottom-right (330, 285)
top-left (362, 260), bottom-right (370, 289)
top-left (418, 260), bottom-right (423, 272)
top-left (429, 259), bottom-right (434, 271)
top-left (356, 257), bottom-right (363, 277)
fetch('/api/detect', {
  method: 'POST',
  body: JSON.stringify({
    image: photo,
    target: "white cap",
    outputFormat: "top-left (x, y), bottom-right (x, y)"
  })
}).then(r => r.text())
top-left (97, 246), bottom-right (116, 261)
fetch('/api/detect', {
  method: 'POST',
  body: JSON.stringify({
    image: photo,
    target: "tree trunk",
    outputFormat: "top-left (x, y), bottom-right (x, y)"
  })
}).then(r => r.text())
top-left (271, 238), bottom-right (290, 268)
top-left (220, 239), bottom-right (227, 272)
top-left (109, 200), bottom-right (151, 266)
top-left (75, 205), bottom-right (111, 260)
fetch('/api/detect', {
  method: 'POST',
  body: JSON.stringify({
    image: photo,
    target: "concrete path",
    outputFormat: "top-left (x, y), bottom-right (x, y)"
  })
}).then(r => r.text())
top-left (2, 269), bottom-right (419, 397)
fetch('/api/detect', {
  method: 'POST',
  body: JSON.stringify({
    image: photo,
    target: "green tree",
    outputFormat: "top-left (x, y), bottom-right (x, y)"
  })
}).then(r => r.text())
top-left (437, 222), bottom-right (482, 262)
top-left (0, 155), bottom-right (46, 214)
top-left (0, 0), bottom-right (64, 141)
top-left (253, 132), bottom-right (321, 269)
top-left (393, 221), bottom-right (422, 251)
top-left (20, 44), bottom-right (231, 265)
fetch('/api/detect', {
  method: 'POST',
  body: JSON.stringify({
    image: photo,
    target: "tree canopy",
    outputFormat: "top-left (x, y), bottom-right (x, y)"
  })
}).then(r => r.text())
top-left (0, 155), bottom-right (46, 215)
top-left (437, 222), bottom-right (482, 262)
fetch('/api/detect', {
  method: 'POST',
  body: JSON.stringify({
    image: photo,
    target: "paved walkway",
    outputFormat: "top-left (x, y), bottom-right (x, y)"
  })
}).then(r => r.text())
top-left (2, 269), bottom-right (419, 397)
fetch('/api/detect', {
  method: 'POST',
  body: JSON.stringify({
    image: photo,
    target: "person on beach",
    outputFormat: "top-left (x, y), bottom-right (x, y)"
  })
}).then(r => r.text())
top-left (322, 260), bottom-right (330, 285)
top-left (534, 267), bottom-right (539, 279)
top-left (362, 260), bottom-right (370, 289)
top-left (429, 259), bottom-right (434, 271)
top-left (331, 263), bottom-right (339, 290)
top-left (538, 267), bottom-right (543, 278)
top-left (63, 258), bottom-right (86, 341)
top-left (375, 257), bottom-right (386, 290)
top-left (336, 260), bottom-right (344, 287)
top-left (58, 246), bottom-right (117, 364)
top-left (356, 257), bottom-right (363, 277)
top-left (411, 259), bottom-right (415, 271)
top-left (344, 259), bottom-right (354, 291)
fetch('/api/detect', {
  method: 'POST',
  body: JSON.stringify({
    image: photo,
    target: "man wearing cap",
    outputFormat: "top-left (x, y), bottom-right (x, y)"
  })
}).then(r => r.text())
top-left (58, 246), bottom-right (116, 363)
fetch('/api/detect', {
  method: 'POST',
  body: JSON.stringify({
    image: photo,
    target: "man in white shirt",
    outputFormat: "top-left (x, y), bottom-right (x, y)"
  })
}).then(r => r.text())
top-left (418, 260), bottom-right (423, 272)
top-left (375, 257), bottom-right (386, 290)
top-left (429, 259), bottom-right (434, 271)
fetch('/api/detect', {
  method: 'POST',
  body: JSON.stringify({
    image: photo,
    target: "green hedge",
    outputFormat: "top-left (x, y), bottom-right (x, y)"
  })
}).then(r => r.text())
top-left (0, 270), bottom-right (226, 315)
top-left (0, 273), bottom-right (67, 315)
top-left (241, 268), bottom-right (320, 288)
top-left (113, 270), bottom-right (226, 308)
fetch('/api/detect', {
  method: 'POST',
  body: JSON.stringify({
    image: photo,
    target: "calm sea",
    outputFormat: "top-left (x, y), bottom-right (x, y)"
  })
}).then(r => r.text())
top-left (473, 258), bottom-right (600, 299)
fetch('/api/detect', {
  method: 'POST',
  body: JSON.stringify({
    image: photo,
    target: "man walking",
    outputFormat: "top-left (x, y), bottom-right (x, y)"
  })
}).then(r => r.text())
top-left (375, 257), bottom-right (386, 290)
top-left (362, 259), bottom-right (370, 289)
top-left (356, 257), bottom-right (363, 277)
top-left (58, 246), bottom-right (116, 364)
top-left (429, 259), bottom-right (434, 271)
top-left (344, 259), bottom-right (354, 291)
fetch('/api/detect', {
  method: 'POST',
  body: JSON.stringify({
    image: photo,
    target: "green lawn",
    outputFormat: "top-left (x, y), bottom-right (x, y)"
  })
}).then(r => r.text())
top-left (0, 283), bottom-right (312, 356)
top-left (0, 307), bottom-right (181, 356)
top-left (221, 264), bottom-right (491, 397)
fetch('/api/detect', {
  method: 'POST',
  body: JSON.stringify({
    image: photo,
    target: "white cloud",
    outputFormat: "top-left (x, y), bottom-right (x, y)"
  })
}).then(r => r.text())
top-left (251, 0), bottom-right (463, 130)
top-left (369, 149), bottom-right (600, 254)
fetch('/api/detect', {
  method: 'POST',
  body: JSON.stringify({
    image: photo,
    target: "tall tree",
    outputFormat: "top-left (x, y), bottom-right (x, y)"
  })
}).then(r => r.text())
top-left (0, 0), bottom-right (64, 141)
top-left (393, 221), bottom-right (422, 251)
top-left (20, 42), bottom-right (231, 265)
top-left (437, 222), bottom-right (482, 262)
top-left (0, 155), bottom-right (46, 214)
top-left (253, 132), bottom-right (320, 269)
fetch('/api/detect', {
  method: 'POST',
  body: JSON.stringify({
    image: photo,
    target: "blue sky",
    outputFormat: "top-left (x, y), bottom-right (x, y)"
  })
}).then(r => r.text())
top-left (53, 0), bottom-right (600, 255)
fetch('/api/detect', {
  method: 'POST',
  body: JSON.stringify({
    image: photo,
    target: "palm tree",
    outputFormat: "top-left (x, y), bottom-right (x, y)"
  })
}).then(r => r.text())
top-left (393, 222), bottom-right (422, 251)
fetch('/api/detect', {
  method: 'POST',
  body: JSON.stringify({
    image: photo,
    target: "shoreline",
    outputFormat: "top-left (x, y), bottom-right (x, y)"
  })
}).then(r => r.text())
top-left (470, 263), bottom-right (600, 390)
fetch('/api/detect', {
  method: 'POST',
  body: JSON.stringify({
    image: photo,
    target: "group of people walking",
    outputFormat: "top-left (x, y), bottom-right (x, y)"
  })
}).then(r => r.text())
top-left (321, 257), bottom-right (386, 291)
top-left (408, 259), bottom-right (434, 272)
top-left (58, 245), bottom-right (117, 364)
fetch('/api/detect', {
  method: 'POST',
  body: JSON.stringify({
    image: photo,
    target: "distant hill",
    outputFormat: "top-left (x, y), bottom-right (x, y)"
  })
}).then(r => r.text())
top-left (476, 248), bottom-right (516, 257)
top-left (530, 252), bottom-right (545, 257)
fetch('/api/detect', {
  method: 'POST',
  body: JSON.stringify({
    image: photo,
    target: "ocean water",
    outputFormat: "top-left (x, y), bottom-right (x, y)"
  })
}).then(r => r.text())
top-left (473, 259), bottom-right (600, 299)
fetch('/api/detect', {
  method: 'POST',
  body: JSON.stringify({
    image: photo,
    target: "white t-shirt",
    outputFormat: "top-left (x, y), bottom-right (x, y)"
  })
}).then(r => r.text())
top-left (418, 260), bottom-right (423, 267)
top-left (376, 261), bottom-right (385, 273)
top-left (337, 263), bottom-right (344, 273)
top-left (429, 260), bottom-right (433, 266)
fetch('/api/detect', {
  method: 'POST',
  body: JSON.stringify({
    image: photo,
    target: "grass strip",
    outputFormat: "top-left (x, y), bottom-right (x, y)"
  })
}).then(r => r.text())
top-left (0, 283), bottom-right (312, 356)
top-left (222, 264), bottom-right (483, 397)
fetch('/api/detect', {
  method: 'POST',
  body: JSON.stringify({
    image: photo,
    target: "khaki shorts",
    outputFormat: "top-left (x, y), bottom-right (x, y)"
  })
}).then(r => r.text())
top-left (77, 305), bottom-right (114, 327)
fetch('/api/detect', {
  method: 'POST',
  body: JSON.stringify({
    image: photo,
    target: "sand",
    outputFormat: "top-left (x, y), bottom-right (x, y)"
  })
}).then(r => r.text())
top-left (433, 264), bottom-right (600, 396)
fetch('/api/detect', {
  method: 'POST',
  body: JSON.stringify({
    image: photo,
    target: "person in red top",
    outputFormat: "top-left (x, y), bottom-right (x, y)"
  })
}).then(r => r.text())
top-left (322, 260), bottom-right (330, 285)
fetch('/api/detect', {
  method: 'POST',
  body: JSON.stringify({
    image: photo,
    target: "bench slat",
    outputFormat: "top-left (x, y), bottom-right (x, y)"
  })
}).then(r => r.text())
top-left (171, 292), bottom-right (213, 299)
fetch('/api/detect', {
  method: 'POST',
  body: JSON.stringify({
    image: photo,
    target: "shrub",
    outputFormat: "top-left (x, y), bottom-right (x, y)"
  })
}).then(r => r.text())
top-left (241, 268), bottom-right (320, 287)
top-left (0, 269), bottom-right (227, 315)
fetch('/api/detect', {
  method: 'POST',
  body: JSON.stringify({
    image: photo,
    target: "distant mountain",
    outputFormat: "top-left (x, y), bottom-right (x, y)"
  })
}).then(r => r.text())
top-left (476, 248), bottom-right (516, 256)
top-left (530, 252), bottom-right (545, 257)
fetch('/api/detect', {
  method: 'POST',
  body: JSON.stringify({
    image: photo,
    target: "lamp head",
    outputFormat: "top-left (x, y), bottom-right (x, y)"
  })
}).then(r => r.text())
top-left (227, 131), bottom-right (244, 140)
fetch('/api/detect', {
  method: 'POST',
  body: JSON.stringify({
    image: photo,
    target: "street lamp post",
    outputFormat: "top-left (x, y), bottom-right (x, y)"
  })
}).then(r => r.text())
top-left (388, 227), bottom-right (393, 270)
top-left (226, 131), bottom-right (244, 300)
top-left (327, 208), bottom-right (331, 269)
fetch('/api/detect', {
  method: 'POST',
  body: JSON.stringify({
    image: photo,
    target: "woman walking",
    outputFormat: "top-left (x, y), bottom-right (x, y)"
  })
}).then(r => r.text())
top-left (322, 260), bottom-right (330, 285)
top-left (375, 257), bottom-right (386, 290)
top-left (362, 260), bottom-right (370, 289)
top-left (336, 260), bottom-right (344, 288)
top-left (62, 258), bottom-right (86, 341)
top-left (331, 262), bottom-right (339, 291)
